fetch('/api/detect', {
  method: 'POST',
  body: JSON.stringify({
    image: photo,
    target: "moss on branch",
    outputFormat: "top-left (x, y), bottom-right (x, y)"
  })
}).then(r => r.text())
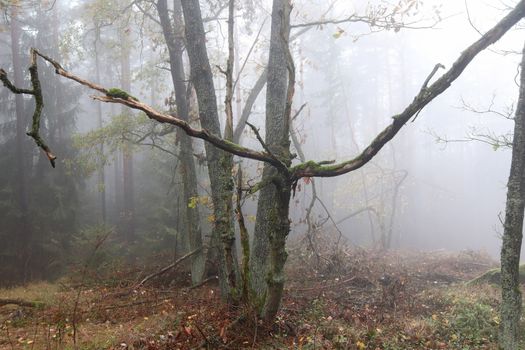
top-left (106, 88), bottom-right (139, 101)
top-left (290, 160), bottom-right (340, 174)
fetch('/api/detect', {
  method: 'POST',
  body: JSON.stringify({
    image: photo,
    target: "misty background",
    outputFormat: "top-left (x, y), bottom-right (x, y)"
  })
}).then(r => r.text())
top-left (0, 0), bottom-right (523, 286)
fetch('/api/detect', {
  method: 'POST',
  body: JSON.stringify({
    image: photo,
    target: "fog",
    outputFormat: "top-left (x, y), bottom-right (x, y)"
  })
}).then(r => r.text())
top-left (5, 3), bottom-right (525, 348)
top-left (1, 0), bottom-right (524, 288)
top-left (283, 0), bottom-right (523, 256)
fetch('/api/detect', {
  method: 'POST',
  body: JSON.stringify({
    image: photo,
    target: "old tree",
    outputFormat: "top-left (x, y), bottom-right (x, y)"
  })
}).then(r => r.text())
top-left (2, 0), bottom-right (525, 345)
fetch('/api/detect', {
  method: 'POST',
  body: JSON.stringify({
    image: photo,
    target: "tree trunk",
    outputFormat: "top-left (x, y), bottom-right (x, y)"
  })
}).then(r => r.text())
top-left (180, 0), bottom-right (238, 300)
top-left (500, 41), bottom-right (525, 350)
top-left (10, 6), bottom-right (31, 282)
top-left (157, 0), bottom-right (205, 285)
top-left (120, 27), bottom-right (135, 241)
top-left (94, 24), bottom-right (106, 224)
top-left (251, 0), bottom-right (292, 305)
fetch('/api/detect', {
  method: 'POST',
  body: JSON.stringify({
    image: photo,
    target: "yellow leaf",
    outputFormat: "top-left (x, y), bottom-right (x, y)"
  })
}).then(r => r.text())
top-left (332, 27), bottom-right (345, 39)
top-left (356, 340), bottom-right (366, 350)
top-left (188, 196), bottom-right (198, 209)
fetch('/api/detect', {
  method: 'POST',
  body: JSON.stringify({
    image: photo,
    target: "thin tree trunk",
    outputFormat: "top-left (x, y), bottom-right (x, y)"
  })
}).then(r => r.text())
top-left (157, 0), bottom-right (205, 284)
top-left (94, 24), bottom-right (106, 224)
top-left (120, 27), bottom-right (135, 240)
top-left (10, 6), bottom-right (31, 282)
top-left (181, 0), bottom-right (238, 300)
top-left (500, 41), bottom-right (525, 350)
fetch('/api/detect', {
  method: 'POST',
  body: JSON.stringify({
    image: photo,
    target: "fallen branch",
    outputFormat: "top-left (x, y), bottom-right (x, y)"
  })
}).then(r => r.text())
top-left (188, 275), bottom-right (219, 290)
top-left (0, 299), bottom-right (42, 308)
top-left (136, 247), bottom-right (203, 288)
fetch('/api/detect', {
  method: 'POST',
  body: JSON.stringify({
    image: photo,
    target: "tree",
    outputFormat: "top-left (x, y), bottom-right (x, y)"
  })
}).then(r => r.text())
top-left (499, 41), bottom-right (525, 350)
top-left (0, 2), bottom-right (81, 284)
top-left (119, 24), bottom-right (135, 241)
top-left (181, 0), bottom-right (239, 299)
top-left (2, 0), bottom-right (525, 323)
top-left (8, 3), bottom-right (31, 281)
top-left (250, 0), bottom-right (293, 318)
top-left (156, 0), bottom-right (205, 285)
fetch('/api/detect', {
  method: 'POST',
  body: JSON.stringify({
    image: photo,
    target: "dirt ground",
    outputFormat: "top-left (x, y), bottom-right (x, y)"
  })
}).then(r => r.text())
top-left (0, 238), bottom-right (512, 349)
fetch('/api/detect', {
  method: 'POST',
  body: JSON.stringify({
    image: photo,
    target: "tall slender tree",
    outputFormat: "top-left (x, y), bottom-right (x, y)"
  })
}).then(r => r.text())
top-left (10, 4), bottom-right (31, 281)
top-left (499, 41), bottom-right (525, 350)
top-left (181, 0), bottom-right (238, 299)
top-left (119, 25), bottom-right (135, 240)
top-left (156, 0), bottom-right (205, 285)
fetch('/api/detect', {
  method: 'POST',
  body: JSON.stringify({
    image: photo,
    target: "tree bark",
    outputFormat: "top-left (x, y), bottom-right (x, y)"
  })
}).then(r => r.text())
top-left (499, 41), bottom-right (525, 350)
top-left (251, 0), bottom-right (292, 303)
top-left (157, 0), bottom-right (205, 285)
top-left (180, 0), bottom-right (238, 299)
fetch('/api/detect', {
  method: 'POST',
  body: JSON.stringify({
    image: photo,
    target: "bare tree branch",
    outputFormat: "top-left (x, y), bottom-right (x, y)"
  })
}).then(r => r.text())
top-left (3, 48), bottom-right (287, 171)
top-left (290, 1), bottom-right (525, 180)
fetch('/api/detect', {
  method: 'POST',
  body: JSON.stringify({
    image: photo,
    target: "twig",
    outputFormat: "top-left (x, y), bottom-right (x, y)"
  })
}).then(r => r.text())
top-left (235, 166), bottom-right (252, 303)
top-left (188, 275), bottom-right (218, 290)
top-left (421, 63), bottom-right (446, 91)
top-left (291, 103), bottom-right (307, 121)
top-left (72, 230), bottom-right (111, 346)
top-left (101, 300), bottom-right (161, 311)
top-left (412, 63), bottom-right (445, 122)
top-left (233, 18), bottom-right (267, 91)
top-left (245, 121), bottom-right (286, 168)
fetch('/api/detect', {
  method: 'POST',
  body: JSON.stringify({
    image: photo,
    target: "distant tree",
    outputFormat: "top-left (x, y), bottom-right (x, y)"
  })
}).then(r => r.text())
top-left (0, 2), bottom-right (81, 284)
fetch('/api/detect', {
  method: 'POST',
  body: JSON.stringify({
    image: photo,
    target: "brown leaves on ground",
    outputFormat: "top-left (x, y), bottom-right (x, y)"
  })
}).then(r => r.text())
top-left (0, 241), bottom-right (504, 349)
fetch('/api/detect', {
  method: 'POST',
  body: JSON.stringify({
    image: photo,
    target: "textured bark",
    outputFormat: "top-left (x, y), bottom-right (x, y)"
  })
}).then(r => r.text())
top-left (251, 0), bottom-right (292, 302)
top-left (222, 0), bottom-right (238, 293)
top-left (499, 42), bottom-right (525, 350)
top-left (181, 0), bottom-right (238, 299)
top-left (157, 0), bottom-right (205, 284)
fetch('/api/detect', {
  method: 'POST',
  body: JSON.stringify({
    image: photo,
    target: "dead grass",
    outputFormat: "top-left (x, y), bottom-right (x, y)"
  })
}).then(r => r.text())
top-left (0, 282), bottom-right (59, 305)
top-left (0, 240), bottom-right (515, 349)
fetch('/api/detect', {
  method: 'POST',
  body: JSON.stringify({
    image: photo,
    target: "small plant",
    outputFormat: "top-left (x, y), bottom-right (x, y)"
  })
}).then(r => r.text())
top-left (449, 300), bottom-right (498, 345)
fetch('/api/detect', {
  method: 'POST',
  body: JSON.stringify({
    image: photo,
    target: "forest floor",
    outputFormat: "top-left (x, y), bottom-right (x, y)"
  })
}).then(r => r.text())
top-left (0, 237), bottom-right (518, 350)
